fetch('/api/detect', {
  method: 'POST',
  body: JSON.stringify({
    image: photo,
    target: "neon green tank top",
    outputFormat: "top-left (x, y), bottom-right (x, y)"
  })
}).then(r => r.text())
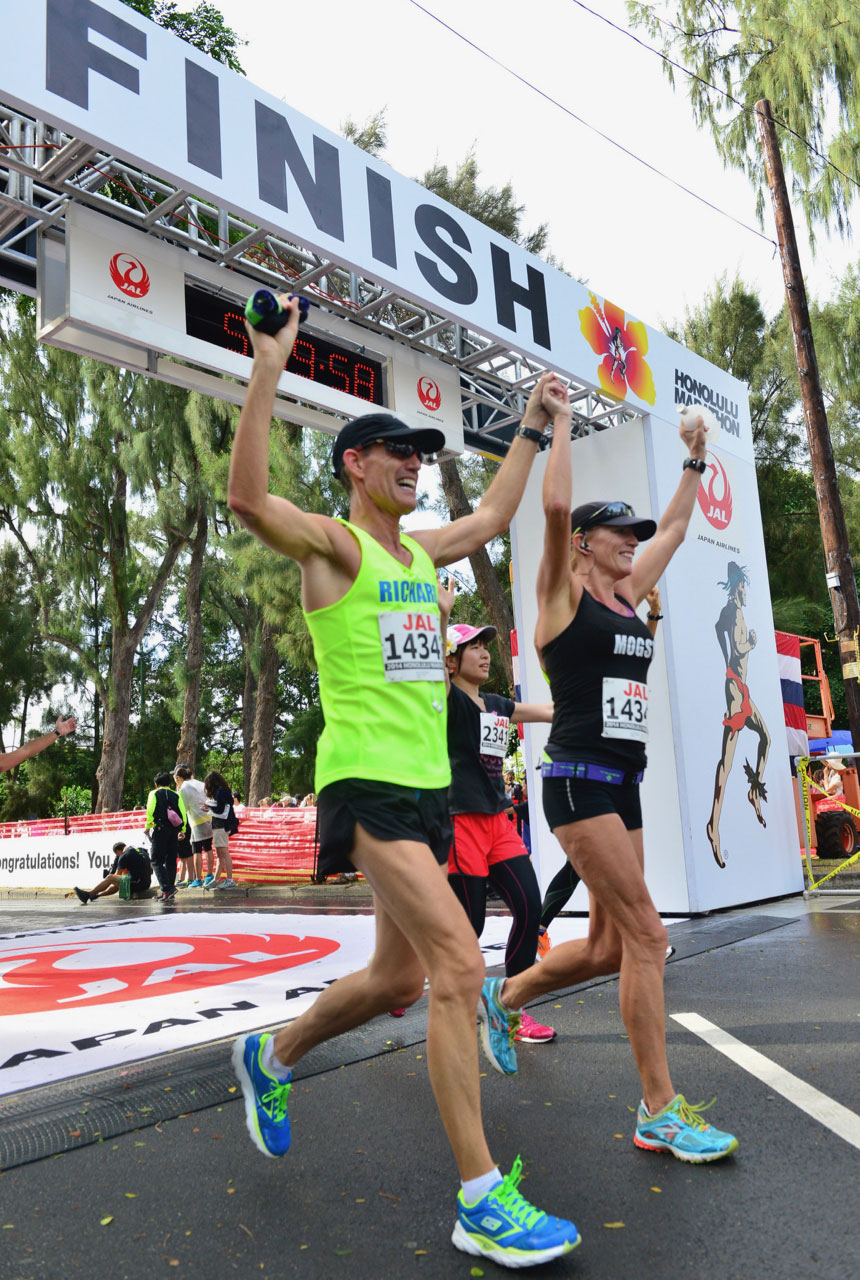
top-left (306, 520), bottom-right (450, 792)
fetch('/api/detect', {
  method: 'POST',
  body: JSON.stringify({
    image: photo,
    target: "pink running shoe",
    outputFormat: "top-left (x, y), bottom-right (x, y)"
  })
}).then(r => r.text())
top-left (515, 1011), bottom-right (556, 1042)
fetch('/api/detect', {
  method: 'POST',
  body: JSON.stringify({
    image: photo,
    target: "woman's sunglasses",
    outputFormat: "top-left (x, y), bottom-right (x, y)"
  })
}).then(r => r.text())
top-left (573, 501), bottom-right (636, 535)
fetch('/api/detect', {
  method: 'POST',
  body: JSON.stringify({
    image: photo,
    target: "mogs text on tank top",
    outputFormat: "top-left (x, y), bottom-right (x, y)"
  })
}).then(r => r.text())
top-left (304, 519), bottom-right (450, 792)
top-left (542, 588), bottom-right (654, 771)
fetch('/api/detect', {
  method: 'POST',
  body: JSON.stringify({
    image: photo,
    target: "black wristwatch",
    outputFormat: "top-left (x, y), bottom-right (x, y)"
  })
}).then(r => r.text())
top-left (683, 457), bottom-right (707, 474)
top-left (647, 613), bottom-right (663, 621)
top-left (517, 425), bottom-right (549, 450)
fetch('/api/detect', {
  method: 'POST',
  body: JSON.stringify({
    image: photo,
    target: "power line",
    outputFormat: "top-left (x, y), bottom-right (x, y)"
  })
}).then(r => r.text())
top-left (406, 0), bottom-right (777, 248)
top-left (565, 0), bottom-right (860, 198)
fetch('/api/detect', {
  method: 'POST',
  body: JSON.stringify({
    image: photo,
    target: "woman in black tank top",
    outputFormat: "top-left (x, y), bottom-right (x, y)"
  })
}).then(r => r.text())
top-left (492, 381), bottom-right (739, 1163)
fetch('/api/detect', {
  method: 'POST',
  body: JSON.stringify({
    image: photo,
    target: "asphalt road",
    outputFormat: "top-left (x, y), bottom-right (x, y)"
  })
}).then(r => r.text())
top-left (1, 894), bottom-right (859, 1280)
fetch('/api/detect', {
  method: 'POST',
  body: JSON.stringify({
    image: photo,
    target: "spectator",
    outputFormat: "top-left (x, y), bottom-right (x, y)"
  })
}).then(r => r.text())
top-left (74, 840), bottom-right (152, 903)
top-left (300, 792), bottom-right (317, 807)
top-left (145, 771), bottom-right (187, 901)
top-left (174, 764), bottom-right (214, 886)
top-left (1, 715), bottom-right (76, 774)
top-left (232, 792), bottom-right (247, 819)
top-left (203, 770), bottom-right (239, 889)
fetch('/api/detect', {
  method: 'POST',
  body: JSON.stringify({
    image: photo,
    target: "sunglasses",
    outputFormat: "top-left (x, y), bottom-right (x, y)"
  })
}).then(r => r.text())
top-left (573, 501), bottom-right (635, 535)
top-left (356, 438), bottom-right (437, 465)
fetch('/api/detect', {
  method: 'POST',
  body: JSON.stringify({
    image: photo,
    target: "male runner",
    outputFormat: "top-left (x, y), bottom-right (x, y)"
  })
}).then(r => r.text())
top-left (227, 294), bottom-right (579, 1268)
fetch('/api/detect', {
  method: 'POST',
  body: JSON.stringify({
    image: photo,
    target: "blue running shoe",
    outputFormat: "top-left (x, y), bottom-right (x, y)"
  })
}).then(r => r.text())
top-left (478, 977), bottom-right (520, 1076)
top-left (232, 1032), bottom-right (292, 1158)
top-left (452, 1155), bottom-right (580, 1268)
top-left (634, 1094), bottom-right (738, 1163)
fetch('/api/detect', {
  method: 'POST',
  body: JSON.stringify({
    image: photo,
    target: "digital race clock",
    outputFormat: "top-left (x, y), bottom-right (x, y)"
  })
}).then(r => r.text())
top-left (184, 283), bottom-right (385, 406)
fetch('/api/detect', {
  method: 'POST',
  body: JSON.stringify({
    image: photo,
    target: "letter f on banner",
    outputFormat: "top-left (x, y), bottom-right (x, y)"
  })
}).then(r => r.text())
top-left (46, 0), bottom-right (147, 110)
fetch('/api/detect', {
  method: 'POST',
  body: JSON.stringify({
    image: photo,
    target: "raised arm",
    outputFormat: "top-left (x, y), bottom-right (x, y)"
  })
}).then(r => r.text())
top-left (227, 297), bottom-right (345, 567)
top-left (0, 716), bottom-right (75, 776)
top-left (629, 416), bottom-right (706, 604)
top-left (533, 378), bottom-right (580, 647)
top-left (412, 374), bottom-right (555, 568)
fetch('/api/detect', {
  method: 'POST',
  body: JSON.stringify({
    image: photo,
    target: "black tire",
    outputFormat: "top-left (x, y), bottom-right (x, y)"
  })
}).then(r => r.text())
top-left (815, 811), bottom-right (859, 859)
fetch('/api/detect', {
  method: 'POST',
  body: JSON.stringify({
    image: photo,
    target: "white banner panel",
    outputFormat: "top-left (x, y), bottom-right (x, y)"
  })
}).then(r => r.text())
top-left (6, 0), bottom-right (747, 426)
top-left (650, 423), bottom-right (803, 909)
top-left (0, 827), bottom-right (148, 890)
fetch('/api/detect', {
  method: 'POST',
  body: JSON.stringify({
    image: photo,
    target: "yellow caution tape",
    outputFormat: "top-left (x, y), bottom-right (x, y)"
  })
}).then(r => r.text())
top-left (796, 755), bottom-right (860, 889)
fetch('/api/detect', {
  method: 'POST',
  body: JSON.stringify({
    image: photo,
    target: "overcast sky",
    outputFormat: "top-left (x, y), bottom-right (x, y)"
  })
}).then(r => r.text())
top-left (215, 0), bottom-right (857, 330)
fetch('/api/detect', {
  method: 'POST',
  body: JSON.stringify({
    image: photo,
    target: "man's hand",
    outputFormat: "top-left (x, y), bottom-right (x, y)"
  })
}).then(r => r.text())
top-left (521, 372), bottom-right (556, 433)
top-left (541, 374), bottom-right (572, 425)
top-left (245, 293), bottom-right (302, 368)
top-left (55, 716), bottom-right (76, 737)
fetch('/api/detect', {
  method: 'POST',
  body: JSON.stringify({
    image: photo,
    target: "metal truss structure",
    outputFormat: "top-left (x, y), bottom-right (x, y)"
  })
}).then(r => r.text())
top-left (0, 105), bottom-right (637, 457)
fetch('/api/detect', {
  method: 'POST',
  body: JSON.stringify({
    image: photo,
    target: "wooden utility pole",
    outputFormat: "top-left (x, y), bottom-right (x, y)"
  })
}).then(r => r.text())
top-left (755, 98), bottom-right (860, 746)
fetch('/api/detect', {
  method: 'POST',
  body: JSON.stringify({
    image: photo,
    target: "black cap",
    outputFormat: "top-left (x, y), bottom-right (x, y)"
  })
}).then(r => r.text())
top-left (570, 500), bottom-right (657, 542)
top-left (332, 413), bottom-right (446, 479)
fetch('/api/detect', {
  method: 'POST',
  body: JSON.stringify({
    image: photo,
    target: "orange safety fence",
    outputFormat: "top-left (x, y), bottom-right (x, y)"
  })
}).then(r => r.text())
top-left (0, 807), bottom-right (322, 884)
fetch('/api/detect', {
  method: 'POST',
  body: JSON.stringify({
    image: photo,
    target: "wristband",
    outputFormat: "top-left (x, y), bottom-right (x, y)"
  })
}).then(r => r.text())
top-left (683, 457), bottom-right (706, 474)
top-left (647, 613), bottom-right (663, 621)
top-left (517, 425), bottom-right (549, 450)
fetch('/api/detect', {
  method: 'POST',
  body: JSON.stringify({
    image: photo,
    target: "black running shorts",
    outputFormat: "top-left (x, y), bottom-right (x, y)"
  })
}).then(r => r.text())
top-left (317, 779), bottom-right (453, 879)
top-left (542, 775), bottom-right (642, 832)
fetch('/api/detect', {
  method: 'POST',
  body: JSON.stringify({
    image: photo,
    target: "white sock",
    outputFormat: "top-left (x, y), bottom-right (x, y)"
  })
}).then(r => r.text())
top-left (260, 1036), bottom-right (291, 1080)
top-left (461, 1167), bottom-right (503, 1203)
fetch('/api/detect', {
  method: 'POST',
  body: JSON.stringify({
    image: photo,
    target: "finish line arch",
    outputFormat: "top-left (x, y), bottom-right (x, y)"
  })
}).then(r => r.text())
top-left (0, 0), bottom-right (801, 911)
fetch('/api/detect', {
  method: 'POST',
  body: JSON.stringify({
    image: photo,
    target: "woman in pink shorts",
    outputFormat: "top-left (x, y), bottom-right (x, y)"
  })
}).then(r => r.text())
top-left (445, 621), bottom-right (556, 1043)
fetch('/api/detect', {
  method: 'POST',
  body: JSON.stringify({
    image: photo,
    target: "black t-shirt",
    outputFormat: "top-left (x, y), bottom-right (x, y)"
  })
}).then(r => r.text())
top-left (543, 587), bottom-right (654, 770)
top-left (110, 847), bottom-right (151, 882)
top-left (447, 683), bottom-right (516, 816)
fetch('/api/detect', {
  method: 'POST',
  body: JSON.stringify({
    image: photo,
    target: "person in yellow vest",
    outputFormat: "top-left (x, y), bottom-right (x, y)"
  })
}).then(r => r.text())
top-left (227, 294), bottom-right (579, 1268)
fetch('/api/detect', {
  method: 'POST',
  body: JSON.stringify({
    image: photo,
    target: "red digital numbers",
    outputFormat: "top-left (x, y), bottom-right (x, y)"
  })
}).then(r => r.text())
top-left (290, 338), bottom-right (316, 379)
top-left (328, 352), bottom-right (350, 393)
top-left (223, 310), bottom-right (249, 357)
top-left (353, 362), bottom-right (376, 402)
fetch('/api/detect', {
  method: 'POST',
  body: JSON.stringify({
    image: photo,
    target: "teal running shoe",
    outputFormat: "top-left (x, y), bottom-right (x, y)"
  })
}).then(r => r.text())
top-left (634, 1094), bottom-right (738, 1163)
top-left (478, 977), bottom-right (520, 1075)
top-left (452, 1155), bottom-right (580, 1268)
top-left (232, 1032), bottom-right (292, 1158)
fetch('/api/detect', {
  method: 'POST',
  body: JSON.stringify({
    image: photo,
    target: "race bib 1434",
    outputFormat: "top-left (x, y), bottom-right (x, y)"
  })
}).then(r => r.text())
top-left (601, 677), bottom-right (648, 742)
top-left (378, 612), bottom-right (444, 682)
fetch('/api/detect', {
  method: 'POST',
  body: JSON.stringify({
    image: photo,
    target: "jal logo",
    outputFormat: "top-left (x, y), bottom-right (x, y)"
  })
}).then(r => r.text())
top-left (417, 376), bottom-right (441, 411)
top-left (0, 931), bottom-right (339, 1015)
top-left (697, 452), bottom-right (733, 530)
top-left (109, 252), bottom-right (151, 299)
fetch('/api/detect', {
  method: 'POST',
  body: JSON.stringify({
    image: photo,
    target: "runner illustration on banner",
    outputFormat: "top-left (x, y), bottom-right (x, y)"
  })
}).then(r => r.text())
top-left (706, 561), bottom-right (771, 868)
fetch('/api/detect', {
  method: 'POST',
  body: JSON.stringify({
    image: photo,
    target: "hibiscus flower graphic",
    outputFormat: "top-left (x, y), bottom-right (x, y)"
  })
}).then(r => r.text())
top-left (578, 293), bottom-right (656, 406)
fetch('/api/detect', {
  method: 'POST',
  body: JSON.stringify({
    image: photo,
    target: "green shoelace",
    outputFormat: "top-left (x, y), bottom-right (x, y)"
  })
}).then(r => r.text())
top-left (489, 1156), bottom-right (544, 1229)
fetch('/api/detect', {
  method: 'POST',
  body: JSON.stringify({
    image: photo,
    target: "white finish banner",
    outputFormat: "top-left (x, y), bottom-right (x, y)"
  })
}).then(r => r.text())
top-left (0, 827), bottom-right (148, 890)
top-left (6, 0), bottom-right (747, 426)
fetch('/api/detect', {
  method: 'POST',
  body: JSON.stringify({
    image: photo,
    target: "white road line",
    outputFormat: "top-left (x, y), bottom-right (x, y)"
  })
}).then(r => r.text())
top-left (671, 1011), bottom-right (860, 1152)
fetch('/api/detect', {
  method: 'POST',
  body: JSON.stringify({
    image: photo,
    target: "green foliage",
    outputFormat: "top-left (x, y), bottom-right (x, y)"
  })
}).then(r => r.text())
top-left (627, 0), bottom-right (860, 238)
top-left (52, 785), bottom-right (93, 818)
top-left (119, 0), bottom-right (246, 72)
top-left (420, 149), bottom-right (549, 255)
top-left (341, 110), bottom-right (388, 157)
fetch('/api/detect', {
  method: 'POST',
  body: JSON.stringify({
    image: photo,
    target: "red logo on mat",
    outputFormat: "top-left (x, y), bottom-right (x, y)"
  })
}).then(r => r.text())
top-left (0, 932), bottom-right (339, 1015)
top-left (109, 252), bottom-right (151, 298)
